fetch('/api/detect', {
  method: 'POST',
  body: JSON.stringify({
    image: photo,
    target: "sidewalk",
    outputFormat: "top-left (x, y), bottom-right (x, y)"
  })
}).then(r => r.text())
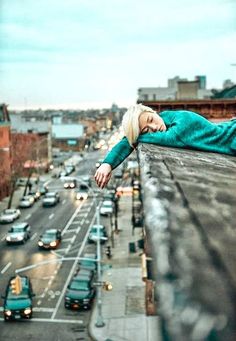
top-left (0, 174), bottom-right (52, 213)
top-left (89, 196), bottom-right (162, 341)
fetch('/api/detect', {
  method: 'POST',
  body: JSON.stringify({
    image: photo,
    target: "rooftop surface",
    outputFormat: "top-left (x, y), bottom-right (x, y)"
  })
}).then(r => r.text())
top-left (138, 144), bottom-right (236, 341)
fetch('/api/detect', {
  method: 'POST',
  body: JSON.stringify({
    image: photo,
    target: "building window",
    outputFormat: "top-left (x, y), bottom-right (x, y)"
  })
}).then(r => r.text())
top-left (144, 94), bottom-right (148, 101)
top-left (153, 94), bottom-right (156, 100)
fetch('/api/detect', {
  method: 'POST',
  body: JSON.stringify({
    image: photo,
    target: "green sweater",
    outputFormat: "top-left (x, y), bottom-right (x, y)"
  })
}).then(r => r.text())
top-left (103, 110), bottom-right (236, 169)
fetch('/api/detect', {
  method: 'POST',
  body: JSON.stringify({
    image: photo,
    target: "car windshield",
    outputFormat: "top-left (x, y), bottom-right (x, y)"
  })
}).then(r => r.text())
top-left (103, 203), bottom-right (112, 208)
top-left (45, 193), bottom-right (56, 198)
top-left (10, 227), bottom-right (24, 233)
top-left (7, 287), bottom-right (29, 299)
top-left (69, 280), bottom-right (89, 291)
top-left (43, 231), bottom-right (56, 238)
top-left (21, 196), bottom-right (30, 200)
top-left (3, 209), bottom-right (15, 215)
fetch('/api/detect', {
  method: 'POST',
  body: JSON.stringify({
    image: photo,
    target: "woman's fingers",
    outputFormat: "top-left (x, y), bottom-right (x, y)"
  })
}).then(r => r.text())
top-left (94, 163), bottom-right (112, 188)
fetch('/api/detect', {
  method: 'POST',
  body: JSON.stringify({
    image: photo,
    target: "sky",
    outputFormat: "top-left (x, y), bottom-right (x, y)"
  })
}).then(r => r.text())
top-left (0, 0), bottom-right (235, 110)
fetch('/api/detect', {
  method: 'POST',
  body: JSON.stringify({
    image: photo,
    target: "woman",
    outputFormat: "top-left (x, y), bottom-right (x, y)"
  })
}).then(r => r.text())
top-left (95, 104), bottom-right (236, 188)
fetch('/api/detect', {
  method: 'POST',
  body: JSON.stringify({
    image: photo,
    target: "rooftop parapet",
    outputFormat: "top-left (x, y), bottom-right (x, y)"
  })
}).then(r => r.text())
top-left (138, 143), bottom-right (236, 341)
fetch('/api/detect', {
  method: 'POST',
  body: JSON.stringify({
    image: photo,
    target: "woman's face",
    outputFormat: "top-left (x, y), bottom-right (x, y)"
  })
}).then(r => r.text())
top-left (139, 111), bottom-right (166, 134)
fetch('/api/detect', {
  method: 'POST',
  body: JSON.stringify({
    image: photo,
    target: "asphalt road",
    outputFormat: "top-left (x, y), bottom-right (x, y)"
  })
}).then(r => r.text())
top-left (0, 150), bottom-right (107, 341)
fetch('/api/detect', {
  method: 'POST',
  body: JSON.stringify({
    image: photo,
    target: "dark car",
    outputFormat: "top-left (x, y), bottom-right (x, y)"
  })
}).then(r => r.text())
top-left (78, 253), bottom-right (97, 272)
top-left (2, 276), bottom-right (35, 321)
top-left (6, 222), bottom-right (31, 245)
top-left (42, 192), bottom-right (60, 207)
top-left (38, 229), bottom-right (61, 249)
top-left (64, 272), bottom-right (95, 310)
top-left (88, 225), bottom-right (107, 244)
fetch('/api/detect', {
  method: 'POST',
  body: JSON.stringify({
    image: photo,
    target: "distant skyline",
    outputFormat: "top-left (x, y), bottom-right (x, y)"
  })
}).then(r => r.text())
top-left (0, 0), bottom-right (236, 110)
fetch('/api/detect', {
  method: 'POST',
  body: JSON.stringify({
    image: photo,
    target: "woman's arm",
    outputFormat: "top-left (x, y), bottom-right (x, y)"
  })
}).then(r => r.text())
top-left (102, 137), bottom-right (134, 169)
top-left (94, 137), bottom-right (134, 188)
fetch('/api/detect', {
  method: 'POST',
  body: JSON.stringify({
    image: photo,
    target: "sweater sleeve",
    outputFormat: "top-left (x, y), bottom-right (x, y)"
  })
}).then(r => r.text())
top-left (138, 127), bottom-right (185, 148)
top-left (102, 137), bottom-right (134, 169)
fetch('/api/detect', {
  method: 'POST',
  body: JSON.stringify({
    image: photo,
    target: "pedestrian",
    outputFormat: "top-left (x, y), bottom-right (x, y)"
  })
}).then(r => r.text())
top-left (95, 104), bottom-right (236, 188)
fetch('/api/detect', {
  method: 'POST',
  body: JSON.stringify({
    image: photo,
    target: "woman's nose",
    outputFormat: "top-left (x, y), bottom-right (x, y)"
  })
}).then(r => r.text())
top-left (150, 123), bottom-right (158, 132)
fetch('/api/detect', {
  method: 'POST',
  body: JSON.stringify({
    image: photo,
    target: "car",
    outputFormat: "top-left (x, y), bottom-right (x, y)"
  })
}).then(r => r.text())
top-left (78, 253), bottom-right (97, 272)
top-left (64, 179), bottom-right (77, 189)
top-left (0, 208), bottom-right (21, 224)
top-left (99, 200), bottom-right (114, 216)
top-left (80, 175), bottom-right (91, 188)
top-left (64, 272), bottom-right (95, 310)
top-left (2, 276), bottom-right (35, 321)
top-left (28, 187), bottom-right (41, 201)
top-left (88, 224), bottom-right (107, 244)
top-left (38, 229), bottom-right (62, 249)
top-left (39, 185), bottom-right (48, 195)
top-left (6, 222), bottom-right (31, 244)
top-left (74, 187), bottom-right (89, 200)
top-left (59, 169), bottom-right (69, 177)
top-left (42, 192), bottom-right (60, 207)
top-left (18, 195), bottom-right (35, 208)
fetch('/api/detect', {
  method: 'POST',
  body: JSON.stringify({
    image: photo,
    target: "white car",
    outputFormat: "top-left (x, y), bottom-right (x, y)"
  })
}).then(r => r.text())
top-left (0, 209), bottom-right (21, 224)
top-left (19, 195), bottom-right (35, 208)
top-left (6, 222), bottom-right (31, 244)
top-left (42, 192), bottom-right (60, 207)
top-left (100, 200), bottom-right (114, 216)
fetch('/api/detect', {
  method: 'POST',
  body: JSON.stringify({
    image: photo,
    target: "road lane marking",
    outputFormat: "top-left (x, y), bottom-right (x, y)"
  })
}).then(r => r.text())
top-left (30, 232), bottom-right (37, 241)
top-left (33, 307), bottom-right (54, 312)
top-left (25, 213), bottom-right (32, 220)
top-left (62, 199), bottom-right (66, 205)
top-left (63, 228), bottom-right (77, 234)
top-left (31, 318), bottom-right (83, 324)
top-left (1, 262), bottom-right (12, 274)
top-left (49, 213), bottom-right (54, 220)
top-left (61, 205), bottom-right (83, 236)
top-left (37, 300), bottom-right (42, 305)
top-left (61, 237), bottom-right (73, 242)
top-left (51, 211), bottom-right (97, 320)
top-left (1, 235), bottom-right (6, 242)
top-left (71, 235), bottom-right (76, 244)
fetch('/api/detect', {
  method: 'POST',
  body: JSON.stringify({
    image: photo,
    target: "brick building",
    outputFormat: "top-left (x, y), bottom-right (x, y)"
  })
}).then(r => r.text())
top-left (0, 104), bottom-right (11, 200)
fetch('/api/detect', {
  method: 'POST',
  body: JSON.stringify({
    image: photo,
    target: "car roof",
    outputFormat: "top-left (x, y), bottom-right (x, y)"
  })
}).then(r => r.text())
top-left (11, 222), bottom-right (28, 228)
top-left (44, 229), bottom-right (58, 233)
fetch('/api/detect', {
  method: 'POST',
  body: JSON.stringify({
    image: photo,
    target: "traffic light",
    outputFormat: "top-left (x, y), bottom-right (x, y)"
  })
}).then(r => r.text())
top-left (103, 281), bottom-right (113, 291)
top-left (10, 275), bottom-right (22, 295)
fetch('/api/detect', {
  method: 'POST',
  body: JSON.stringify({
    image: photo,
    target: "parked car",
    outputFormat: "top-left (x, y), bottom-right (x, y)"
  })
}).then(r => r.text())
top-left (0, 208), bottom-right (21, 224)
top-left (2, 276), bottom-right (35, 321)
top-left (28, 187), bottom-right (41, 201)
top-left (6, 222), bottom-right (31, 244)
top-left (18, 195), bottom-right (35, 208)
top-left (99, 200), bottom-right (114, 216)
top-left (88, 224), bottom-right (107, 244)
top-left (80, 175), bottom-right (91, 188)
top-left (38, 229), bottom-right (61, 249)
top-left (39, 184), bottom-right (48, 195)
top-left (42, 192), bottom-right (60, 207)
top-left (64, 271), bottom-right (95, 310)
top-left (78, 253), bottom-right (97, 272)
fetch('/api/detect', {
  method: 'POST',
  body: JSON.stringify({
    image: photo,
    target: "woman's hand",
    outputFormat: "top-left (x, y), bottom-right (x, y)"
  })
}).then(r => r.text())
top-left (94, 163), bottom-right (112, 188)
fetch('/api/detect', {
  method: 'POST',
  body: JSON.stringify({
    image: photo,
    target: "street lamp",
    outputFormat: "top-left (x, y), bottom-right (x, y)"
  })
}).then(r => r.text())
top-left (64, 176), bottom-right (106, 327)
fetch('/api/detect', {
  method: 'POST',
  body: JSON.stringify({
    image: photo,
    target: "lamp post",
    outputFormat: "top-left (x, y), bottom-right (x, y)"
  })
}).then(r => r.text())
top-left (67, 176), bottom-right (105, 328)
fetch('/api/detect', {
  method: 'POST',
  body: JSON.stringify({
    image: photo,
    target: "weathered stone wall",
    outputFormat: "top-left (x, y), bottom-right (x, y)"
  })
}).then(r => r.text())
top-left (138, 144), bottom-right (236, 341)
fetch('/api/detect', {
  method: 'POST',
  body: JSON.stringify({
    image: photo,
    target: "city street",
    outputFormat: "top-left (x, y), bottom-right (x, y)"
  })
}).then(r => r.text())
top-left (0, 150), bottom-right (105, 341)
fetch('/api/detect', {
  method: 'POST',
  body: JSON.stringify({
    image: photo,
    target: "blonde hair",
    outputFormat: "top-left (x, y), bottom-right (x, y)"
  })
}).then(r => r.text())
top-left (122, 104), bottom-right (155, 146)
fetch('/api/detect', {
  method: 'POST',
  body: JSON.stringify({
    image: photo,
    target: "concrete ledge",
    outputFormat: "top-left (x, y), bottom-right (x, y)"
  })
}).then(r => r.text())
top-left (138, 144), bottom-right (236, 341)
